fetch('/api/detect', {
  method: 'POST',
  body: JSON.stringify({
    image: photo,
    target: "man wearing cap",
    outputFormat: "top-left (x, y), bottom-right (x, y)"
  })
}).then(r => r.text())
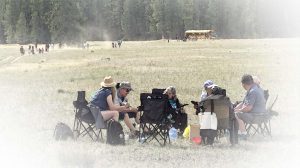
top-left (234, 74), bottom-right (266, 139)
top-left (115, 81), bottom-right (140, 138)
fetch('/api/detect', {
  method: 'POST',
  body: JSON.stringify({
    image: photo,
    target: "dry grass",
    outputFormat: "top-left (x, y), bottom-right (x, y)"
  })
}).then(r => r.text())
top-left (0, 39), bottom-right (300, 168)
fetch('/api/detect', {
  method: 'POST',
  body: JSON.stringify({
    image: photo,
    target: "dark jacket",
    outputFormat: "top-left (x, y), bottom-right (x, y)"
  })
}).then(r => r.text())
top-left (166, 98), bottom-right (187, 132)
top-left (166, 98), bottom-right (181, 117)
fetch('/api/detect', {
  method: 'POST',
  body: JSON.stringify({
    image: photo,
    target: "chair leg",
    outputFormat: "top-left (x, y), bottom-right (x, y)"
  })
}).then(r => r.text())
top-left (264, 121), bottom-right (272, 137)
top-left (230, 119), bottom-right (239, 145)
top-left (268, 120), bottom-right (272, 136)
top-left (73, 115), bottom-right (77, 131)
top-left (85, 125), bottom-right (95, 140)
top-left (95, 129), bottom-right (102, 141)
top-left (247, 124), bottom-right (259, 136)
top-left (73, 118), bottom-right (79, 139)
top-left (100, 129), bottom-right (103, 141)
top-left (139, 123), bottom-right (170, 146)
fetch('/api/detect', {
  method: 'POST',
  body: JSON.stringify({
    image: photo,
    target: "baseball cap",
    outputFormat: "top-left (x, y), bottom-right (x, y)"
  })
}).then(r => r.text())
top-left (203, 80), bottom-right (216, 89)
top-left (119, 81), bottom-right (133, 91)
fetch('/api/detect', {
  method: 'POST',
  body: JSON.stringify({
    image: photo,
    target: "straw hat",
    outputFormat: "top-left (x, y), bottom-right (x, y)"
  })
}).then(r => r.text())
top-left (101, 76), bottom-right (116, 88)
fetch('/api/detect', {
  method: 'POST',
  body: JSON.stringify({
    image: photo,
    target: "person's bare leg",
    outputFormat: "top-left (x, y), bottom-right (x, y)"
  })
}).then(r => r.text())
top-left (135, 112), bottom-right (140, 124)
top-left (123, 113), bottom-right (135, 131)
top-left (101, 111), bottom-right (119, 121)
top-left (237, 118), bottom-right (246, 132)
top-left (111, 111), bottom-right (119, 121)
top-left (235, 113), bottom-right (246, 132)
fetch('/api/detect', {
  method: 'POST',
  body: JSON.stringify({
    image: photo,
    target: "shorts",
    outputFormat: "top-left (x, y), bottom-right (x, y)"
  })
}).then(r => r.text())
top-left (119, 112), bottom-right (137, 120)
top-left (236, 112), bottom-right (254, 123)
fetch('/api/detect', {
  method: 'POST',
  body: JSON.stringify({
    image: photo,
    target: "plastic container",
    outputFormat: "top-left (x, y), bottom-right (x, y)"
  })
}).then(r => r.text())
top-left (192, 136), bottom-right (202, 145)
top-left (169, 127), bottom-right (178, 141)
top-left (183, 125), bottom-right (190, 139)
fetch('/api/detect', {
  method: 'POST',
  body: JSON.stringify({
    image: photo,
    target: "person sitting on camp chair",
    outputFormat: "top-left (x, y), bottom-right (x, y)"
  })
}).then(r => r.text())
top-left (115, 81), bottom-right (140, 138)
top-left (200, 80), bottom-right (218, 101)
top-left (89, 76), bottom-right (130, 129)
top-left (193, 80), bottom-right (218, 111)
top-left (164, 86), bottom-right (188, 134)
top-left (234, 74), bottom-right (266, 139)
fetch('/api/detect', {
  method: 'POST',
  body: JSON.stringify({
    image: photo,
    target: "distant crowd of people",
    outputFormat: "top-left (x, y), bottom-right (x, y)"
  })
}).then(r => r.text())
top-left (112, 40), bottom-right (122, 48)
top-left (19, 42), bottom-right (66, 56)
top-left (19, 43), bottom-right (54, 56)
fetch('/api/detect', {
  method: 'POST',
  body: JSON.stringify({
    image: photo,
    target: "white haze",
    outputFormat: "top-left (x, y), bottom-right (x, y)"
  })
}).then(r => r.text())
top-left (1, 2), bottom-right (300, 168)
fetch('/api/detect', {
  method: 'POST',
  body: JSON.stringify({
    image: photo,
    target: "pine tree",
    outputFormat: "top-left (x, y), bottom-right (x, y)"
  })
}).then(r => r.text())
top-left (30, 11), bottom-right (41, 43)
top-left (182, 0), bottom-right (194, 31)
top-left (47, 0), bottom-right (82, 43)
top-left (0, 0), bottom-right (7, 43)
top-left (0, 0), bottom-right (296, 42)
top-left (16, 12), bottom-right (29, 44)
top-left (4, 0), bottom-right (20, 43)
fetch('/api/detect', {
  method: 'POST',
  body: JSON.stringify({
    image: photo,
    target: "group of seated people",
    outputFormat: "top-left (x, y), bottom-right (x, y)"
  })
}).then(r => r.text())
top-left (88, 74), bottom-right (266, 139)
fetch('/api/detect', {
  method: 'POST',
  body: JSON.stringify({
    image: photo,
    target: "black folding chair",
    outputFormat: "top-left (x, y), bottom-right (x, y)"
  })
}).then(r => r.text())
top-left (138, 93), bottom-right (171, 146)
top-left (73, 91), bottom-right (103, 141)
top-left (152, 88), bottom-right (165, 95)
top-left (245, 95), bottom-right (278, 137)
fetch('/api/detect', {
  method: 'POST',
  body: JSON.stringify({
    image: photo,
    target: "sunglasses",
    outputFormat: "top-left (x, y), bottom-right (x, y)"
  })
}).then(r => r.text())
top-left (125, 89), bottom-right (131, 93)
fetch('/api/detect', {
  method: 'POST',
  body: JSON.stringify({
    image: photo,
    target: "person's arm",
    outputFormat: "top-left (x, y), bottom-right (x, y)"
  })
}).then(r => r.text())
top-left (122, 107), bottom-right (138, 113)
top-left (107, 95), bottom-right (128, 112)
top-left (176, 99), bottom-right (186, 113)
top-left (235, 91), bottom-right (256, 113)
top-left (234, 102), bottom-right (243, 110)
top-left (235, 104), bottom-right (253, 113)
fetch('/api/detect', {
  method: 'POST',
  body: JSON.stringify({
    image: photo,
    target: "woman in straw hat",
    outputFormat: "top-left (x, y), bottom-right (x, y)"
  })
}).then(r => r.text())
top-left (90, 76), bottom-right (130, 126)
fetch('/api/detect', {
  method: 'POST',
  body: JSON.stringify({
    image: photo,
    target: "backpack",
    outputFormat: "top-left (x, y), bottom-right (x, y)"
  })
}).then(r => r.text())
top-left (53, 122), bottom-right (74, 141)
top-left (200, 129), bottom-right (217, 145)
top-left (106, 120), bottom-right (125, 145)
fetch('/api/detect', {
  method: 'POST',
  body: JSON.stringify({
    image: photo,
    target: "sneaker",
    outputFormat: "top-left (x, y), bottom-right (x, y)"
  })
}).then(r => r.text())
top-left (129, 130), bottom-right (139, 139)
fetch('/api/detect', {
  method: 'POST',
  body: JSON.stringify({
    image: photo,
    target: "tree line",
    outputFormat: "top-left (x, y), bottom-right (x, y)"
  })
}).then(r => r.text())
top-left (0, 0), bottom-right (295, 44)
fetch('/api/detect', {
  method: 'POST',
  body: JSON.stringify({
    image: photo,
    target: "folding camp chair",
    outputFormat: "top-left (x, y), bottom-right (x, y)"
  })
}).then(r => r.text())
top-left (138, 92), bottom-right (171, 146)
top-left (152, 88), bottom-right (165, 95)
top-left (73, 91), bottom-right (103, 141)
top-left (245, 95), bottom-right (278, 137)
top-left (199, 95), bottom-right (238, 145)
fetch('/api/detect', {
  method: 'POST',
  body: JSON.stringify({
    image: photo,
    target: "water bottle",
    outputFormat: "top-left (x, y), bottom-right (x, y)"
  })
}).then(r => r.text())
top-left (169, 127), bottom-right (178, 141)
top-left (138, 137), bottom-right (146, 143)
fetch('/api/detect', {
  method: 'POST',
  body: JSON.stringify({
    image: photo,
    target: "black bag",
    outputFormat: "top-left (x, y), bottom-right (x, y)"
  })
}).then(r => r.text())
top-left (211, 86), bottom-right (226, 96)
top-left (106, 120), bottom-right (125, 145)
top-left (200, 129), bottom-right (217, 145)
top-left (53, 122), bottom-right (74, 140)
top-left (175, 113), bottom-right (188, 132)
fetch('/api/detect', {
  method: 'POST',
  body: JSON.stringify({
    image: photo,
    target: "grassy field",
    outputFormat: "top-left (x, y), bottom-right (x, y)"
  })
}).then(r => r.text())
top-left (0, 39), bottom-right (300, 168)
